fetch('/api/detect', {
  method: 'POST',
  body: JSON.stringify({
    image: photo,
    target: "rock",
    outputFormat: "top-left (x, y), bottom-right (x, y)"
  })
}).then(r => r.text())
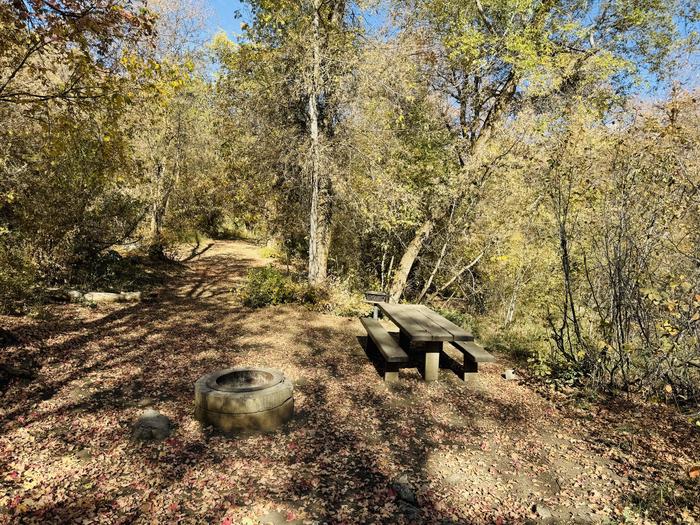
top-left (84, 292), bottom-right (122, 303)
top-left (392, 474), bottom-right (417, 505)
top-left (132, 409), bottom-right (171, 440)
top-left (533, 503), bottom-right (552, 520)
top-left (136, 398), bottom-right (156, 408)
top-left (46, 288), bottom-right (70, 303)
top-left (75, 448), bottom-right (92, 462)
top-left (119, 291), bottom-right (141, 302)
top-left (67, 290), bottom-right (84, 303)
top-left (504, 368), bottom-right (517, 380)
top-left (257, 511), bottom-right (286, 525)
top-left (44, 288), bottom-right (89, 304)
top-left (83, 291), bottom-right (141, 304)
top-left (397, 500), bottom-right (420, 521)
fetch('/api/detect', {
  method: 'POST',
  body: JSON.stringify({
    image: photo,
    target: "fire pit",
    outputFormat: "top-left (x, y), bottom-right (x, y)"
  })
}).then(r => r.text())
top-left (194, 367), bottom-right (293, 433)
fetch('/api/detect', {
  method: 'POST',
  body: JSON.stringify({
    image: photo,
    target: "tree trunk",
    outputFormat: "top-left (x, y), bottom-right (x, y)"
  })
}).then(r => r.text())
top-left (389, 219), bottom-right (434, 302)
top-left (150, 158), bottom-right (179, 258)
top-left (417, 236), bottom-right (448, 303)
top-left (149, 162), bottom-right (166, 257)
top-left (417, 200), bottom-right (457, 302)
top-left (387, 70), bottom-right (518, 301)
top-left (426, 250), bottom-right (484, 302)
top-left (307, 0), bottom-right (331, 286)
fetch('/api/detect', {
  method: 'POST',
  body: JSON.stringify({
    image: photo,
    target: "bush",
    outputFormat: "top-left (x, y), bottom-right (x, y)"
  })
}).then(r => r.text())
top-left (239, 267), bottom-right (371, 316)
top-left (0, 241), bottom-right (37, 314)
top-left (481, 320), bottom-right (549, 360)
top-left (305, 279), bottom-right (370, 317)
top-left (432, 307), bottom-right (474, 332)
top-left (240, 266), bottom-right (298, 307)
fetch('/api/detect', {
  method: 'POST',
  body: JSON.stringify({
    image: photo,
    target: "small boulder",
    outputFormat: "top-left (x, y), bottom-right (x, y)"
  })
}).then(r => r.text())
top-left (84, 292), bottom-right (122, 304)
top-left (533, 503), bottom-right (553, 520)
top-left (257, 511), bottom-right (286, 525)
top-left (132, 409), bottom-right (171, 440)
top-left (120, 291), bottom-right (141, 301)
top-left (397, 500), bottom-right (420, 521)
top-left (67, 290), bottom-right (84, 303)
top-left (46, 288), bottom-right (70, 303)
top-left (392, 474), bottom-right (417, 505)
top-left (83, 291), bottom-right (141, 304)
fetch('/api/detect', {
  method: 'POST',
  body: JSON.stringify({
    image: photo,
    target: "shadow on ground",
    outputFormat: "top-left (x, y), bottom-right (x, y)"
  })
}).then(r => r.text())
top-left (2, 241), bottom-right (696, 524)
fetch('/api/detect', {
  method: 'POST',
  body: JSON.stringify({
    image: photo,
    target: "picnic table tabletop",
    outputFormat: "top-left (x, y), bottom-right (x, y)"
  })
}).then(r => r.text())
top-left (377, 303), bottom-right (474, 343)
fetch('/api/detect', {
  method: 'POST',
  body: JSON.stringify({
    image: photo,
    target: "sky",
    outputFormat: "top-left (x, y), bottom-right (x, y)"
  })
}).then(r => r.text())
top-left (203, 0), bottom-right (388, 40)
top-left (205, 0), bottom-right (248, 39)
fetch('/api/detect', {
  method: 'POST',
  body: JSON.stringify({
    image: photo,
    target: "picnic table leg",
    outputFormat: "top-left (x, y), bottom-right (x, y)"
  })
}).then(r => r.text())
top-left (399, 330), bottom-right (411, 350)
top-left (422, 341), bottom-right (442, 382)
top-left (384, 362), bottom-right (399, 383)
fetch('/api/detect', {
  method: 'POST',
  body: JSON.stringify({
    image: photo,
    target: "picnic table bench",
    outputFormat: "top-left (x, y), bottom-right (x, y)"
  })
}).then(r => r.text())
top-left (359, 317), bottom-right (409, 382)
top-left (360, 303), bottom-right (495, 383)
top-left (450, 340), bottom-right (496, 378)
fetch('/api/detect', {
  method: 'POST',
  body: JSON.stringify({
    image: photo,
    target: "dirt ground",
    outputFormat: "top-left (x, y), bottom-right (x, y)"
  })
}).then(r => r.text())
top-left (1, 241), bottom-right (698, 524)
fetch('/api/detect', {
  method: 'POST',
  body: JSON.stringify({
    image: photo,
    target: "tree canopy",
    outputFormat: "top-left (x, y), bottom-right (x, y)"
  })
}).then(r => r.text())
top-left (1, 0), bottom-right (699, 403)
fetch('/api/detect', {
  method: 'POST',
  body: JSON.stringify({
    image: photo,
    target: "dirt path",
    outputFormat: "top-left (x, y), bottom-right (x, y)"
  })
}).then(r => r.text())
top-left (1, 241), bottom-right (697, 524)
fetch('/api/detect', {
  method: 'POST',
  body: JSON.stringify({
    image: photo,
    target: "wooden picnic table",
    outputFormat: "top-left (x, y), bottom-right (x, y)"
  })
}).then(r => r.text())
top-left (377, 303), bottom-right (474, 381)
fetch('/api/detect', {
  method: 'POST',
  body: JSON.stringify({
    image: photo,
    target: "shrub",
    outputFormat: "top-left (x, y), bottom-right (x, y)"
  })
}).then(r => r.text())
top-left (432, 307), bottom-right (474, 332)
top-left (239, 267), bottom-right (370, 316)
top-left (259, 245), bottom-right (283, 260)
top-left (305, 279), bottom-right (370, 317)
top-left (481, 320), bottom-right (549, 360)
top-left (240, 266), bottom-right (298, 307)
top-left (0, 241), bottom-right (37, 314)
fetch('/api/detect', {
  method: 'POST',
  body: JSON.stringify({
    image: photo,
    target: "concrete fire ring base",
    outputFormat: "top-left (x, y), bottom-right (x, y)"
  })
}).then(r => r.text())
top-left (195, 397), bottom-right (294, 433)
top-left (194, 368), bottom-right (294, 433)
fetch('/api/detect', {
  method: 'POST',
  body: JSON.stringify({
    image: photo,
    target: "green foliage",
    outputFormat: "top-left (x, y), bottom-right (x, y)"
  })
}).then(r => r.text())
top-left (0, 241), bottom-right (36, 314)
top-left (0, 0), bottom-right (230, 311)
top-left (306, 279), bottom-right (371, 318)
top-left (624, 478), bottom-right (700, 524)
top-left (68, 250), bottom-right (176, 294)
top-left (239, 266), bottom-right (370, 316)
top-left (482, 321), bottom-right (550, 362)
top-left (240, 266), bottom-right (299, 307)
top-left (1, 0), bottom-right (698, 414)
top-left (0, 0), bottom-right (154, 105)
top-left (259, 245), bottom-right (284, 260)
top-left (432, 307), bottom-right (474, 332)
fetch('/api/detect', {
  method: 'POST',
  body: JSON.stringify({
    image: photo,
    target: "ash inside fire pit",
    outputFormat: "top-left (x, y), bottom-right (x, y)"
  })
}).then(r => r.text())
top-left (209, 369), bottom-right (281, 392)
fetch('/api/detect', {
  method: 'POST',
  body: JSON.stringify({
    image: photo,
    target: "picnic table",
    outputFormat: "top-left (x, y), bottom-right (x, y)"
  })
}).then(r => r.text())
top-left (376, 303), bottom-right (474, 382)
